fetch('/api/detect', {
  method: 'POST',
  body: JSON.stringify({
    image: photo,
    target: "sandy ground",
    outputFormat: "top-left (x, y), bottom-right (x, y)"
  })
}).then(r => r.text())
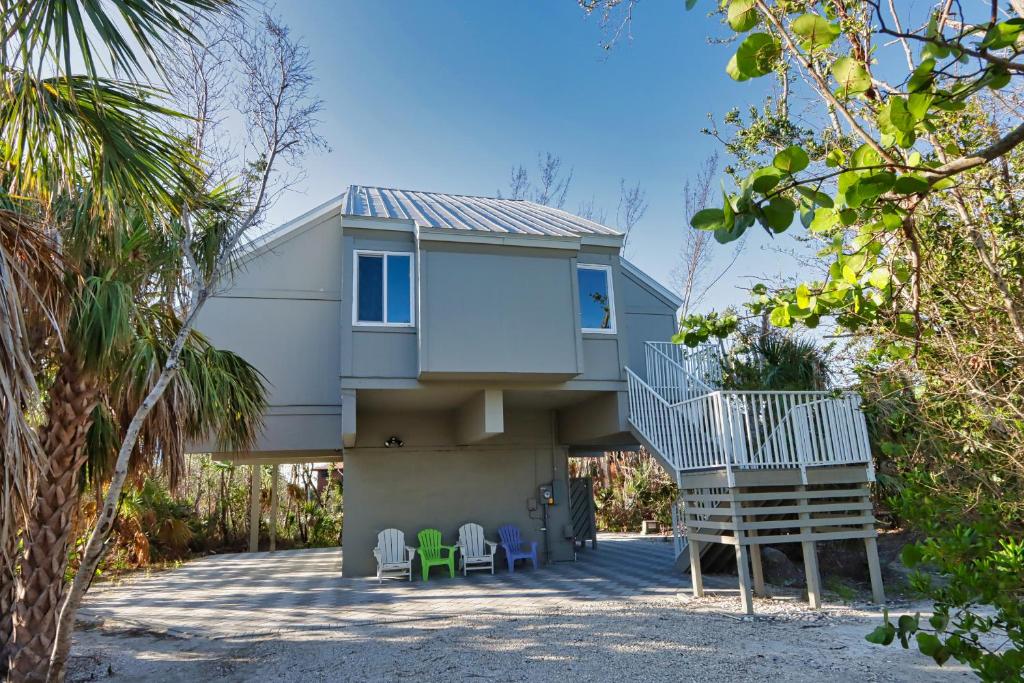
top-left (65, 541), bottom-right (972, 682)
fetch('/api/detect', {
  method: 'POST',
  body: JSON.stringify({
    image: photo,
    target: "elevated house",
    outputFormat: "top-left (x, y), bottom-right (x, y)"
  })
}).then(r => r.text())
top-left (196, 184), bottom-right (883, 613)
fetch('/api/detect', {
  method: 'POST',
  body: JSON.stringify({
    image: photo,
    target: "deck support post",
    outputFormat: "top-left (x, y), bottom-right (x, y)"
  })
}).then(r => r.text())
top-left (796, 485), bottom-right (822, 608)
top-left (735, 543), bottom-right (754, 615)
top-left (269, 464), bottom-right (279, 552)
top-left (688, 538), bottom-right (704, 598)
top-left (860, 490), bottom-right (885, 604)
top-left (749, 532), bottom-right (766, 597)
top-left (801, 540), bottom-right (822, 609)
top-left (864, 537), bottom-right (885, 604)
top-left (249, 464), bottom-right (261, 553)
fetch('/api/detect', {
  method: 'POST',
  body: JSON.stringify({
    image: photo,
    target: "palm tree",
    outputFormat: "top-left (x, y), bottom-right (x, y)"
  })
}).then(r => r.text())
top-left (7, 200), bottom-right (266, 682)
top-left (722, 325), bottom-right (833, 392)
top-left (1, 2), bottom-right (239, 679)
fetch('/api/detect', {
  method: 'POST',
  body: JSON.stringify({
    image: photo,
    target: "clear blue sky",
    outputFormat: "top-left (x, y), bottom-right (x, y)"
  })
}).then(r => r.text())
top-left (269, 1), bottom-right (796, 311)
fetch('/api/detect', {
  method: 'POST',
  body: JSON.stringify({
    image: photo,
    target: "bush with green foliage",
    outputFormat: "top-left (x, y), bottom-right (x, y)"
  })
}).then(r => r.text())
top-left (580, 0), bottom-right (1024, 676)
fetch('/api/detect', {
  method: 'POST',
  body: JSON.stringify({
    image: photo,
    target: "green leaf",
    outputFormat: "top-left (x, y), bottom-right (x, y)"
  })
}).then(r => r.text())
top-left (868, 267), bottom-right (890, 289)
top-left (916, 632), bottom-right (942, 656)
top-left (866, 624), bottom-right (896, 646)
top-left (714, 225), bottom-right (745, 244)
top-left (855, 171), bottom-right (896, 202)
top-left (809, 208), bottom-right (839, 233)
top-left (852, 143), bottom-right (881, 169)
top-left (692, 208), bottom-right (726, 231)
top-left (907, 93), bottom-right (933, 121)
top-left (832, 57), bottom-right (872, 98)
top-left (907, 58), bottom-right (936, 93)
top-left (901, 543), bottom-right (924, 568)
top-left (879, 97), bottom-right (915, 134)
top-left (928, 612), bottom-right (949, 632)
top-left (791, 13), bottom-right (840, 49)
top-left (980, 18), bottom-right (1024, 50)
top-left (685, 0), bottom-right (698, 9)
top-left (893, 175), bottom-right (931, 195)
top-left (727, 0), bottom-right (758, 32)
top-left (984, 65), bottom-right (1012, 91)
top-left (796, 283), bottom-right (812, 309)
top-left (773, 145), bottom-right (809, 174)
top-left (796, 185), bottom-right (834, 208)
top-left (760, 197), bottom-right (796, 232)
top-left (748, 166), bottom-right (783, 193)
top-left (897, 614), bottom-right (919, 635)
top-left (769, 305), bottom-right (791, 327)
top-left (728, 33), bottom-right (781, 81)
top-left (825, 149), bottom-right (845, 167)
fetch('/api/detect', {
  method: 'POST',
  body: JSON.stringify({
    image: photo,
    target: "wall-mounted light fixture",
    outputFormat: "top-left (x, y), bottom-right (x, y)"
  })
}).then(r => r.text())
top-left (384, 436), bottom-right (404, 448)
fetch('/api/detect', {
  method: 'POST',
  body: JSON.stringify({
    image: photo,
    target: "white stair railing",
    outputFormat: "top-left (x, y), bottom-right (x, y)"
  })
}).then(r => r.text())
top-left (644, 342), bottom-right (714, 404)
top-left (645, 341), bottom-right (723, 388)
top-left (627, 342), bottom-right (873, 485)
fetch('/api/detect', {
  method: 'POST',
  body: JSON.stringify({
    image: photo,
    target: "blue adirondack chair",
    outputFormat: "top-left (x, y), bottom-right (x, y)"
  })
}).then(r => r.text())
top-left (498, 524), bottom-right (538, 572)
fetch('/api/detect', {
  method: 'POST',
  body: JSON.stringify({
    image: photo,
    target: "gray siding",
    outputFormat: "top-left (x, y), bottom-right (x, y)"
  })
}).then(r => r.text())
top-left (340, 228), bottom-right (418, 380)
top-left (621, 269), bottom-right (678, 379)
top-left (417, 243), bottom-right (582, 378)
top-left (195, 210), bottom-right (343, 452)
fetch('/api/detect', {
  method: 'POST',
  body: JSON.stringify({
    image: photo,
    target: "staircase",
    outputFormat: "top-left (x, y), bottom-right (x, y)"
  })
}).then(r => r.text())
top-left (627, 341), bottom-right (874, 565)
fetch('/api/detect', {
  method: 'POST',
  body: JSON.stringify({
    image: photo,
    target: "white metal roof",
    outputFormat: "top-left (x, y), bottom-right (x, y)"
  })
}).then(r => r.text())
top-left (343, 185), bottom-right (622, 237)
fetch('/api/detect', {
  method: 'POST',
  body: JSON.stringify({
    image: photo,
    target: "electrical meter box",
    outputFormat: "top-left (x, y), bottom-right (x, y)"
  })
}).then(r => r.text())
top-left (539, 484), bottom-right (554, 506)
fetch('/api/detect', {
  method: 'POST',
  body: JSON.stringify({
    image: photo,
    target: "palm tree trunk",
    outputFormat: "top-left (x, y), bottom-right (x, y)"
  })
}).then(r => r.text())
top-left (1, 541), bottom-right (17, 678)
top-left (8, 357), bottom-right (98, 683)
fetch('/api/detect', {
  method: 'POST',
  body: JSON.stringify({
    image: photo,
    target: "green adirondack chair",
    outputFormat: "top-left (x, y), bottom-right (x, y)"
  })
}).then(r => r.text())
top-left (417, 528), bottom-right (456, 581)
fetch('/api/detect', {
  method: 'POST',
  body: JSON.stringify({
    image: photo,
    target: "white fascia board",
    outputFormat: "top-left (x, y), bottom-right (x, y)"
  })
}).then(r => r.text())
top-left (580, 234), bottom-right (625, 249)
top-left (621, 257), bottom-right (684, 309)
top-left (416, 226), bottom-right (581, 251)
top-left (238, 193), bottom-right (346, 263)
top-left (340, 214), bottom-right (416, 232)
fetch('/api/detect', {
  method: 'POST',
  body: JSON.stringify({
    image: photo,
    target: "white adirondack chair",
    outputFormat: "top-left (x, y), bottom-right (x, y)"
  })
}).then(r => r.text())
top-left (373, 528), bottom-right (416, 583)
top-left (456, 523), bottom-right (498, 575)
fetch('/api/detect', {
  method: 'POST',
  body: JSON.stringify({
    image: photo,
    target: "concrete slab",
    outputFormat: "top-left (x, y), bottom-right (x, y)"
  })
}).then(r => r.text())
top-left (80, 536), bottom-right (696, 639)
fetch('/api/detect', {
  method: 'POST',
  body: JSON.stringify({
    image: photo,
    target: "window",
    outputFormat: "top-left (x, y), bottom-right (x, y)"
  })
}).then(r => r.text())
top-left (577, 264), bottom-right (615, 333)
top-left (354, 251), bottom-right (413, 326)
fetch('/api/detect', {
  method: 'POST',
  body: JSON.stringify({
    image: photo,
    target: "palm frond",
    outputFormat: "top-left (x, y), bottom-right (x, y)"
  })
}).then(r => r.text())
top-left (95, 307), bottom-right (266, 491)
top-left (0, 206), bottom-right (66, 576)
top-left (1, 70), bottom-right (200, 214)
top-left (4, 0), bottom-right (234, 82)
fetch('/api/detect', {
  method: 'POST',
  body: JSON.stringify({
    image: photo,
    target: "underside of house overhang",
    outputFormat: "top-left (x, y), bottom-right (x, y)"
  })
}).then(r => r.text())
top-left (342, 384), bottom-right (633, 450)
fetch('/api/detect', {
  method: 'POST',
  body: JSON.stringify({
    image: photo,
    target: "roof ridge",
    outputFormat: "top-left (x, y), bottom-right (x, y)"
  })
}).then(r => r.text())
top-left (351, 184), bottom-right (529, 202)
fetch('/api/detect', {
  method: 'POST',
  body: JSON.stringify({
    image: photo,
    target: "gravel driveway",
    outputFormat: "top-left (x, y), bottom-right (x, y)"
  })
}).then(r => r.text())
top-left (70, 536), bottom-right (970, 682)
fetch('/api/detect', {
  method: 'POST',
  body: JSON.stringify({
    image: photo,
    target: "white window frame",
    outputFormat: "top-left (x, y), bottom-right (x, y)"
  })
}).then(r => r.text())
top-left (353, 249), bottom-right (415, 327)
top-left (577, 263), bottom-right (616, 334)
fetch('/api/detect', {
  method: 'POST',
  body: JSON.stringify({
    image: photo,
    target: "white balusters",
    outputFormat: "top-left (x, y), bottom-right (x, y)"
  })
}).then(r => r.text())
top-left (627, 343), bottom-right (873, 479)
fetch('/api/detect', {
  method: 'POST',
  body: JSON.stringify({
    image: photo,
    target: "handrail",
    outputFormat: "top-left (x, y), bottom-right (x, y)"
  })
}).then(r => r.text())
top-left (627, 349), bottom-right (874, 483)
top-left (645, 343), bottom-right (716, 395)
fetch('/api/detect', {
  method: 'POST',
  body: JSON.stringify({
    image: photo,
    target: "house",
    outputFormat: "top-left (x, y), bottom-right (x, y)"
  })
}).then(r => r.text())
top-left (195, 185), bottom-right (680, 576)
top-left (197, 184), bottom-right (884, 614)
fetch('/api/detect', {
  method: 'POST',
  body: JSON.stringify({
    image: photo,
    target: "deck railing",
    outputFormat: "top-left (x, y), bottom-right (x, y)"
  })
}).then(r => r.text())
top-left (644, 342), bottom-right (714, 404)
top-left (626, 345), bottom-right (873, 485)
top-left (645, 341), bottom-right (722, 388)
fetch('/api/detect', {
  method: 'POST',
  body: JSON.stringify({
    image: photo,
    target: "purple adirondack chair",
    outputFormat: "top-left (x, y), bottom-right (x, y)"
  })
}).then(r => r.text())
top-left (498, 524), bottom-right (538, 572)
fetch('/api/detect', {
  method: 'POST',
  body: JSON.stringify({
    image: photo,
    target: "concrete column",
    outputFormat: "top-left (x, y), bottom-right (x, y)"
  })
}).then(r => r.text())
top-left (249, 464), bottom-right (261, 553)
top-left (269, 464), bottom-right (279, 552)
